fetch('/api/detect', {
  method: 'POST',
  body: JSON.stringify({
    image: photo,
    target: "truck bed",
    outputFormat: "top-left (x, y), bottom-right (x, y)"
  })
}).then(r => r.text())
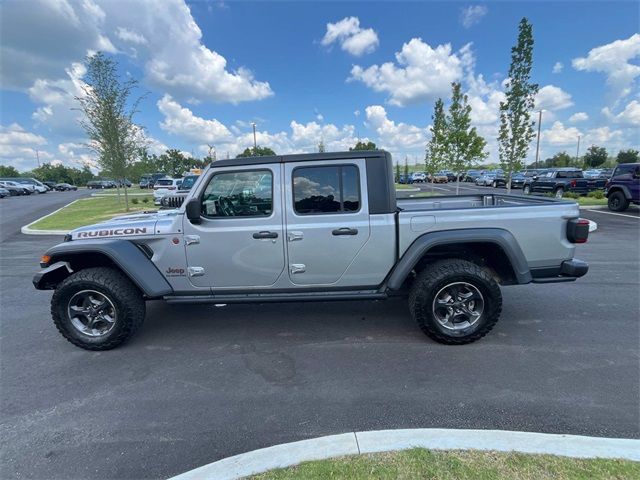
top-left (396, 194), bottom-right (580, 269)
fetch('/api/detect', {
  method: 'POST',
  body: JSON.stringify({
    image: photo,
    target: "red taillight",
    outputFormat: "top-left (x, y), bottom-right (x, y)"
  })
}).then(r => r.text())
top-left (567, 218), bottom-right (590, 244)
top-left (570, 179), bottom-right (577, 188)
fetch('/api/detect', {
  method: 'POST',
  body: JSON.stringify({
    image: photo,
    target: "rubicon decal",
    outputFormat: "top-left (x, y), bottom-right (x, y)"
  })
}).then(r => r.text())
top-left (165, 267), bottom-right (186, 277)
top-left (77, 227), bottom-right (147, 238)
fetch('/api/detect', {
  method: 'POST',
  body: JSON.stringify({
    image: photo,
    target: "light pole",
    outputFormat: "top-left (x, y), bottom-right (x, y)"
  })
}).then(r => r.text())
top-left (576, 135), bottom-right (581, 165)
top-left (534, 109), bottom-right (543, 169)
top-left (251, 122), bottom-right (257, 151)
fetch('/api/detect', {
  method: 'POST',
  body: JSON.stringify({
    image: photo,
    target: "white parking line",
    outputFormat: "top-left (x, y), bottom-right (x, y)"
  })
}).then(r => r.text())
top-left (583, 209), bottom-right (640, 219)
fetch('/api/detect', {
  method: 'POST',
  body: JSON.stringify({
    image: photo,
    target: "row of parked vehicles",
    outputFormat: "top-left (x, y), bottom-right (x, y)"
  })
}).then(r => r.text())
top-left (0, 177), bottom-right (79, 198)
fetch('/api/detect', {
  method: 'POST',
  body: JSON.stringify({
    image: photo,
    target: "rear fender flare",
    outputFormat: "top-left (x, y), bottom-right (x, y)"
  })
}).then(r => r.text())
top-left (386, 228), bottom-right (532, 290)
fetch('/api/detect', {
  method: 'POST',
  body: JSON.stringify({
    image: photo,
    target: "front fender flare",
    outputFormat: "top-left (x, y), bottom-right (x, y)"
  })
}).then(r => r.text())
top-left (37, 239), bottom-right (172, 298)
top-left (386, 228), bottom-right (532, 290)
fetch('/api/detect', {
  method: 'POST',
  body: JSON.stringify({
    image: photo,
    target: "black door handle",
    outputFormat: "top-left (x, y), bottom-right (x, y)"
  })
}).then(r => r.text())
top-left (332, 227), bottom-right (358, 236)
top-left (253, 231), bottom-right (278, 239)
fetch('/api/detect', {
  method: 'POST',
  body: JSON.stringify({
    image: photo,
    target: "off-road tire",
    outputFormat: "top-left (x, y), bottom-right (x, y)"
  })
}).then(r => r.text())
top-left (492, 180), bottom-right (498, 188)
top-left (409, 259), bottom-right (502, 345)
top-left (608, 191), bottom-right (629, 212)
top-left (51, 267), bottom-right (145, 350)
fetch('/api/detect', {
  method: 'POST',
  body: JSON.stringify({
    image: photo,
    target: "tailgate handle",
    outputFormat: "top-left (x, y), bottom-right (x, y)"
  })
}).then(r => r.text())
top-left (253, 231), bottom-right (278, 239)
top-left (332, 227), bottom-right (358, 236)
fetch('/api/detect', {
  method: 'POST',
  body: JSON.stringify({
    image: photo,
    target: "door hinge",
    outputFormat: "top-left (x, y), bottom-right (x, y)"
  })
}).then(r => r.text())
top-left (184, 235), bottom-right (200, 246)
top-left (289, 264), bottom-right (306, 274)
top-left (288, 231), bottom-right (304, 242)
top-left (187, 266), bottom-right (205, 277)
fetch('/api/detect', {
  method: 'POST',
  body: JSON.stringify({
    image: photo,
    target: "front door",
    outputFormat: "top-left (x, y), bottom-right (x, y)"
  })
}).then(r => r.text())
top-left (284, 160), bottom-right (370, 286)
top-left (183, 166), bottom-right (285, 289)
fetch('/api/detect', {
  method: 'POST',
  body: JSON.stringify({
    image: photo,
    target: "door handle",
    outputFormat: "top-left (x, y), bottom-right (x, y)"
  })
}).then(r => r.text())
top-left (332, 227), bottom-right (358, 236)
top-left (252, 231), bottom-right (278, 239)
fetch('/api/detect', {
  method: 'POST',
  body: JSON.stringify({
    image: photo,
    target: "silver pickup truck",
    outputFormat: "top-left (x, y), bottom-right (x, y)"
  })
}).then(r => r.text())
top-left (34, 151), bottom-right (590, 350)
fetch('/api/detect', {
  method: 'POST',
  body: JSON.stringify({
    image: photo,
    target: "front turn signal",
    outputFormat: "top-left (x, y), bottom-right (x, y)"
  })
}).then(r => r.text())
top-left (40, 255), bottom-right (51, 268)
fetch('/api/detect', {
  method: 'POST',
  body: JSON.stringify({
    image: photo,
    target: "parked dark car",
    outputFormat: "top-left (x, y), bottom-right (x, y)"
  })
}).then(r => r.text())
top-left (494, 172), bottom-right (526, 189)
top-left (139, 175), bottom-right (151, 189)
top-left (0, 187), bottom-right (9, 198)
top-left (397, 174), bottom-right (412, 184)
top-left (464, 170), bottom-right (482, 182)
top-left (605, 163), bottom-right (640, 212)
top-left (43, 181), bottom-right (57, 190)
top-left (523, 168), bottom-right (605, 198)
top-left (114, 178), bottom-right (132, 188)
top-left (54, 183), bottom-right (78, 191)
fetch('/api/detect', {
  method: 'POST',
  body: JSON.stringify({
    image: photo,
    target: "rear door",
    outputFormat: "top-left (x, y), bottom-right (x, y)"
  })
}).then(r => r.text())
top-left (284, 160), bottom-right (370, 286)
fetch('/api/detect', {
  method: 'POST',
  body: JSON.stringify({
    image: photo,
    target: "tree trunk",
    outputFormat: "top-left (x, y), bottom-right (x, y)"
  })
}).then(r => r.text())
top-left (123, 182), bottom-right (129, 212)
top-left (506, 171), bottom-right (512, 194)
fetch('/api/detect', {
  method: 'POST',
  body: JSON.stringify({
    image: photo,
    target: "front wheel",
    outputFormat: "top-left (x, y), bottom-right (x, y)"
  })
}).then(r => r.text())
top-left (409, 259), bottom-right (502, 345)
top-left (608, 191), bottom-right (629, 212)
top-left (555, 187), bottom-right (565, 199)
top-left (51, 267), bottom-right (145, 350)
top-left (492, 180), bottom-right (498, 188)
top-left (523, 185), bottom-right (531, 195)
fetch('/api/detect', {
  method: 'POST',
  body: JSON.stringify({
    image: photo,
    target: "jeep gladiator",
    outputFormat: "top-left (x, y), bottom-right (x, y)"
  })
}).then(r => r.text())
top-left (33, 151), bottom-right (590, 350)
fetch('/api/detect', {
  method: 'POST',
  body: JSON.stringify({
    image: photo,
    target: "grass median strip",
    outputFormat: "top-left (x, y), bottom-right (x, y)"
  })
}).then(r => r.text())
top-left (251, 448), bottom-right (639, 480)
top-left (29, 195), bottom-right (154, 231)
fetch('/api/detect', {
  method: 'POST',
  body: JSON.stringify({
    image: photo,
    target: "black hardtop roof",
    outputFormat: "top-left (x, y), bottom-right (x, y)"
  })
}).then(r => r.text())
top-left (212, 150), bottom-right (390, 168)
top-left (549, 167), bottom-right (583, 171)
top-left (618, 162), bottom-right (640, 167)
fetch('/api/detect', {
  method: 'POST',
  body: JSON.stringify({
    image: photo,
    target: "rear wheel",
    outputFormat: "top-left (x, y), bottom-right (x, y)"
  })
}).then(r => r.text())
top-left (51, 267), bottom-right (145, 350)
top-left (608, 191), bottom-right (629, 212)
top-left (554, 187), bottom-right (565, 199)
top-left (523, 185), bottom-right (531, 195)
top-left (492, 180), bottom-right (498, 188)
top-left (409, 259), bottom-right (502, 345)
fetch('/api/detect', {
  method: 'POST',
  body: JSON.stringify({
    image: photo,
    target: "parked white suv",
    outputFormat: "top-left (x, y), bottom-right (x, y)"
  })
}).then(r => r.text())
top-left (411, 172), bottom-right (427, 183)
top-left (153, 178), bottom-right (182, 205)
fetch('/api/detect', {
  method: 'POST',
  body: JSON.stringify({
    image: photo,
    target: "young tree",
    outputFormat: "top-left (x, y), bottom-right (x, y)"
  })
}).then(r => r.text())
top-left (349, 140), bottom-right (377, 151)
top-left (75, 52), bottom-right (146, 211)
top-left (236, 146), bottom-right (276, 158)
top-left (583, 145), bottom-right (608, 168)
top-left (443, 82), bottom-right (487, 194)
top-left (425, 98), bottom-right (447, 190)
top-left (317, 138), bottom-right (326, 153)
top-left (403, 155), bottom-right (409, 180)
top-left (498, 18), bottom-right (539, 193)
top-left (395, 162), bottom-right (400, 183)
top-left (616, 149), bottom-right (638, 164)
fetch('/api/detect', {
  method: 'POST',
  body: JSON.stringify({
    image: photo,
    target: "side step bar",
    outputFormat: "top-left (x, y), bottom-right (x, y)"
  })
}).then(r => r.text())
top-left (164, 290), bottom-right (387, 304)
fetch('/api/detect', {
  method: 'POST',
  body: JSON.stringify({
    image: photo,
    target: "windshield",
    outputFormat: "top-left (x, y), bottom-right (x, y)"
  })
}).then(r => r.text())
top-left (179, 176), bottom-right (198, 190)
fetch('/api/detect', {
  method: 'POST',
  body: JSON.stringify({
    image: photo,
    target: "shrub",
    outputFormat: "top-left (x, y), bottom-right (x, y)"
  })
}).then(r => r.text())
top-left (142, 197), bottom-right (149, 203)
top-left (563, 192), bottom-right (580, 199)
top-left (588, 190), bottom-right (604, 199)
top-left (131, 197), bottom-right (139, 205)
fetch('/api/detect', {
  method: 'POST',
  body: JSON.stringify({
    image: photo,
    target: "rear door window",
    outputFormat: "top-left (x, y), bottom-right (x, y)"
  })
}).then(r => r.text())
top-left (293, 165), bottom-right (360, 215)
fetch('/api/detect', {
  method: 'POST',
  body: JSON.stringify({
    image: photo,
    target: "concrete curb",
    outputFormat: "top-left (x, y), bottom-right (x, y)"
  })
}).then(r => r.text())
top-left (20, 199), bottom-right (81, 235)
top-left (168, 429), bottom-right (640, 480)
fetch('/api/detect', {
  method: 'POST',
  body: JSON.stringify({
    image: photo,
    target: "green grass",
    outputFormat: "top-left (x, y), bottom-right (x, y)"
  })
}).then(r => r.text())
top-left (572, 196), bottom-right (607, 206)
top-left (394, 183), bottom-right (417, 190)
top-left (90, 186), bottom-right (147, 195)
top-left (251, 448), bottom-right (639, 480)
top-left (29, 194), bottom-right (154, 231)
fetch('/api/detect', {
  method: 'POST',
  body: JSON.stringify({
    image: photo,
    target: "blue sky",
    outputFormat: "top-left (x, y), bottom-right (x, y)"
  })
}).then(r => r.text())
top-left (1, 1), bottom-right (638, 171)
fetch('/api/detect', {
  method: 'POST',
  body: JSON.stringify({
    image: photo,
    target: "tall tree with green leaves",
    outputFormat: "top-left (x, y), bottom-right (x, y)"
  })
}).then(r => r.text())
top-left (583, 145), bottom-right (608, 168)
top-left (617, 149), bottom-right (639, 164)
top-left (425, 98), bottom-right (447, 191)
top-left (395, 162), bottom-right (400, 183)
top-left (75, 52), bottom-right (146, 211)
top-left (349, 140), bottom-right (377, 151)
top-left (236, 146), bottom-right (276, 158)
top-left (443, 82), bottom-right (487, 194)
top-left (498, 18), bottom-right (539, 194)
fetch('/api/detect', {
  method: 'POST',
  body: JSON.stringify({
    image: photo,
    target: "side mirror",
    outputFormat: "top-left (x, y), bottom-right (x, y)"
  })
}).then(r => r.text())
top-left (532, 175), bottom-right (538, 180)
top-left (185, 198), bottom-right (201, 224)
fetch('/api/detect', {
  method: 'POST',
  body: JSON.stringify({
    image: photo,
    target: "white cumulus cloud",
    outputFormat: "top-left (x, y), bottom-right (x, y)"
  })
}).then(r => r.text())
top-left (365, 105), bottom-right (427, 151)
top-left (572, 33), bottom-right (640, 104)
top-left (552, 61), bottom-right (563, 74)
top-left (157, 95), bottom-right (233, 143)
top-left (569, 112), bottom-right (589, 123)
top-left (321, 17), bottom-right (379, 56)
top-left (535, 85), bottom-right (574, 111)
top-left (350, 39), bottom-right (469, 106)
top-left (602, 100), bottom-right (640, 126)
top-left (460, 5), bottom-right (488, 28)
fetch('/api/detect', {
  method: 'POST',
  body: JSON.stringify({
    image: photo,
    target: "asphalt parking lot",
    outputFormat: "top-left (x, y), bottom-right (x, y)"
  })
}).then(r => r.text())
top-left (1, 189), bottom-right (638, 479)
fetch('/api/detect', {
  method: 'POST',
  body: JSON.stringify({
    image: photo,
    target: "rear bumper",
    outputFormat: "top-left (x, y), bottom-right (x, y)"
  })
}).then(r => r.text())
top-left (530, 258), bottom-right (589, 283)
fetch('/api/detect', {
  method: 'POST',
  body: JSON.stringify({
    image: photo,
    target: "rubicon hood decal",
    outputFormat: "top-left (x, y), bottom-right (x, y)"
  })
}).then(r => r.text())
top-left (76, 227), bottom-right (148, 238)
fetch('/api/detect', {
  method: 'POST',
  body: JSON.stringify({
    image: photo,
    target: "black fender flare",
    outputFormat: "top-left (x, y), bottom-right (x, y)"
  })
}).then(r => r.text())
top-left (34, 239), bottom-right (172, 298)
top-left (606, 185), bottom-right (632, 200)
top-left (386, 228), bottom-right (532, 290)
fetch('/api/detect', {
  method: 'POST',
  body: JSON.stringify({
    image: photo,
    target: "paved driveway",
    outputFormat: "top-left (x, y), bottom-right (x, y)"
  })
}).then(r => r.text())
top-left (1, 192), bottom-right (638, 479)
